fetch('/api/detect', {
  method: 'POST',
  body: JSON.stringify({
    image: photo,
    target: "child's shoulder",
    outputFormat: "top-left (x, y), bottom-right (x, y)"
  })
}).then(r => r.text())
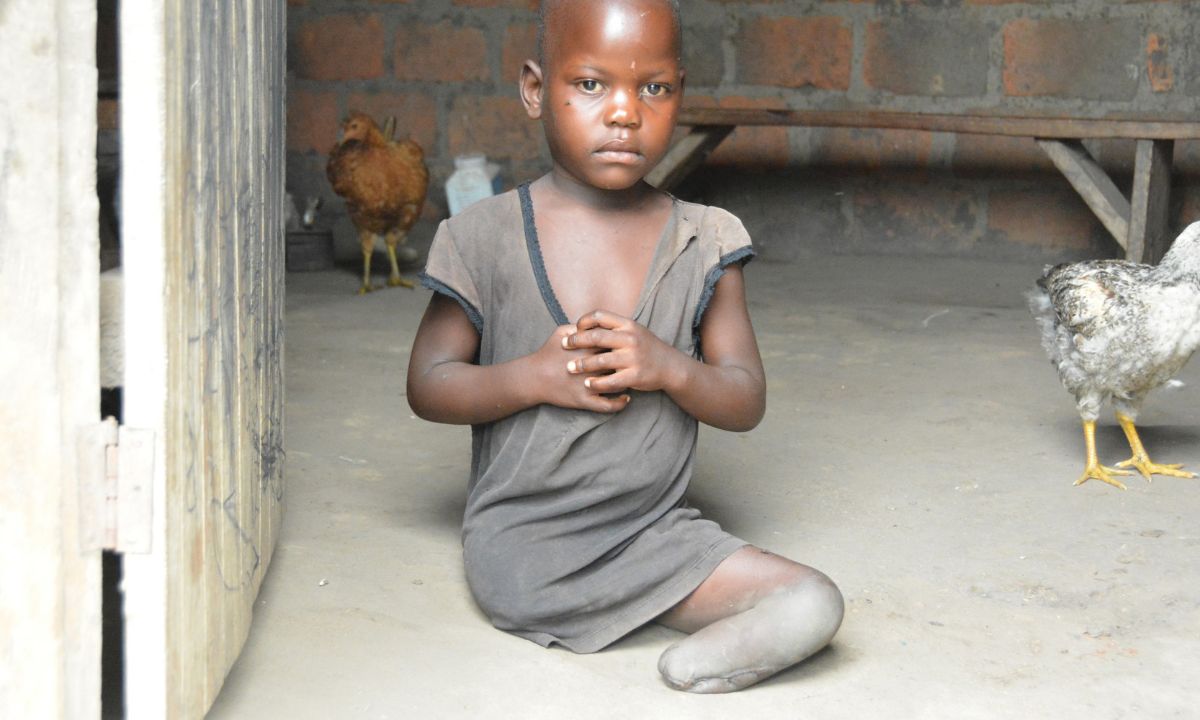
top-left (674, 198), bottom-right (745, 226)
top-left (672, 197), bottom-right (753, 252)
top-left (442, 188), bottom-right (522, 237)
top-left (428, 189), bottom-right (525, 279)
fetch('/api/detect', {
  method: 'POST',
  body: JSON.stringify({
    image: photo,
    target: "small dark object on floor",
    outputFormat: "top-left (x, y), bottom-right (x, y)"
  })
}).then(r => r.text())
top-left (286, 229), bottom-right (335, 272)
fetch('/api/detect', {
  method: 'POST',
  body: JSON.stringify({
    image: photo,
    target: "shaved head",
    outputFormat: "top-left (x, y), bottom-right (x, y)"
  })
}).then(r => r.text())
top-left (536, 0), bottom-right (682, 70)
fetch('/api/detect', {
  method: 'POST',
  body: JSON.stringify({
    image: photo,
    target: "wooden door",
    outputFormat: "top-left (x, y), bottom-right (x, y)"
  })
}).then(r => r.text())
top-left (0, 1), bottom-right (285, 716)
top-left (120, 1), bottom-right (286, 717)
top-left (0, 1), bottom-right (103, 718)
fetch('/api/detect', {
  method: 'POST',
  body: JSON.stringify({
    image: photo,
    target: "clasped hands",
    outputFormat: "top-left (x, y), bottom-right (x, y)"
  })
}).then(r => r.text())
top-left (537, 309), bottom-right (682, 414)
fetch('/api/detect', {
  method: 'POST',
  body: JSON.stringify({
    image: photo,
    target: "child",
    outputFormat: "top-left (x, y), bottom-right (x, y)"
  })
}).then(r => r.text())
top-left (406, 0), bottom-right (844, 693)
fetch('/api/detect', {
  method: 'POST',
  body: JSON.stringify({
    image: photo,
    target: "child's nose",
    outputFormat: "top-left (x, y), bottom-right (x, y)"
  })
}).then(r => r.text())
top-left (605, 89), bottom-right (641, 128)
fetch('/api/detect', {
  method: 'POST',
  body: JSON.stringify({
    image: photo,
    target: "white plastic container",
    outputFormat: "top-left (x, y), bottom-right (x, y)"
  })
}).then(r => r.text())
top-left (445, 153), bottom-right (496, 216)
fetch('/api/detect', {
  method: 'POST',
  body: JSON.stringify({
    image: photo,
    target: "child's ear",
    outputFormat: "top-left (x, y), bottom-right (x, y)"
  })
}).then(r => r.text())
top-left (520, 60), bottom-right (545, 120)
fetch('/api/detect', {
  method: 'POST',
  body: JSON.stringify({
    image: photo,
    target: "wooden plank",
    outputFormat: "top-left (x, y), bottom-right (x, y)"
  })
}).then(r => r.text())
top-left (646, 125), bottom-right (735, 191)
top-left (1127, 139), bottom-right (1174, 264)
top-left (0, 1), bottom-right (102, 718)
top-left (120, 0), bottom-right (170, 716)
top-left (122, 1), bottom-right (285, 718)
top-left (57, 2), bottom-right (105, 712)
top-left (677, 107), bottom-right (1200, 140)
top-left (1036, 139), bottom-right (1131, 250)
top-left (170, 5), bottom-right (208, 712)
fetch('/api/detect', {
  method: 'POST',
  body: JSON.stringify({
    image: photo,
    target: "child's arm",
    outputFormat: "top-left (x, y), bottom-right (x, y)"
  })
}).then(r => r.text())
top-left (407, 294), bottom-right (631, 425)
top-left (563, 265), bottom-right (766, 432)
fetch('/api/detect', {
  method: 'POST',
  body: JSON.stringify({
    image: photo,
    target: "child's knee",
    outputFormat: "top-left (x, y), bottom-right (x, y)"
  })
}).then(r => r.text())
top-left (782, 570), bottom-right (845, 642)
top-left (656, 571), bottom-right (844, 693)
top-left (809, 570), bottom-right (845, 618)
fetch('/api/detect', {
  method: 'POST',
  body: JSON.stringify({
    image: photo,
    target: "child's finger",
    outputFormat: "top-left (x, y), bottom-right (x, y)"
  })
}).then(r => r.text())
top-left (575, 309), bottom-right (629, 332)
top-left (567, 349), bottom-right (625, 375)
top-left (583, 369), bottom-right (632, 394)
top-left (555, 324), bottom-right (578, 347)
top-left (585, 392), bottom-right (631, 413)
top-left (565, 328), bottom-right (630, 351)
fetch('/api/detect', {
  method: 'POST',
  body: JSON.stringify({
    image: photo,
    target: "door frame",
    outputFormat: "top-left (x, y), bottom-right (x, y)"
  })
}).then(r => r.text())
top-left (0, 1), bottom-right (102, 717)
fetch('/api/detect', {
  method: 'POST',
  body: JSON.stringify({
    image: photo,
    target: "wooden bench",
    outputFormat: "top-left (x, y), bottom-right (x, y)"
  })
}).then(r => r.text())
top-left (647, 107), bottom-right (1200, 264)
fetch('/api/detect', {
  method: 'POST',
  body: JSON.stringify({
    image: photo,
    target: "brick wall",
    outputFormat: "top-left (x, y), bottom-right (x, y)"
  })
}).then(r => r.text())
top-left (286, 0), bottom-right (1200, 263)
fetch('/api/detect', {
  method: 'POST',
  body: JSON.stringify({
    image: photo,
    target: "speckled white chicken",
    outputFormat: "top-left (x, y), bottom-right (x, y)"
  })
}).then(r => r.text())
top-left (1028, 221), bottom-right (1200, 489)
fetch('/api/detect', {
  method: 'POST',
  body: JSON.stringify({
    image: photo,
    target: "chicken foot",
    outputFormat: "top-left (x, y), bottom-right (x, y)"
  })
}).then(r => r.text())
top-left (1114, 412), bottom-right (1196, 481)
top-left (1075, 419), bottom-right (1132, 490)
top-left (384, 229), bottom-right (415, 289)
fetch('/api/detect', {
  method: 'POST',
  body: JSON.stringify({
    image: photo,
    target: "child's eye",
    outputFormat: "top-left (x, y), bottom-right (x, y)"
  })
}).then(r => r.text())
top-left (577, 79), bottom-right (602, 94)
top-left (643, 83), bottom-right (670, 97)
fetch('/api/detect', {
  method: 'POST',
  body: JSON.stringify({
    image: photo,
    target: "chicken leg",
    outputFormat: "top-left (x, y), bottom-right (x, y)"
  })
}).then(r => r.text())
top-left (384, 228), bottom-right (415, 289)
top-left (358, 227), bottom-right (376, 295)
top-left (1114, 412), bottom-right (1196, 481)
top-left (1075, 419), bottom-right (1133, 490)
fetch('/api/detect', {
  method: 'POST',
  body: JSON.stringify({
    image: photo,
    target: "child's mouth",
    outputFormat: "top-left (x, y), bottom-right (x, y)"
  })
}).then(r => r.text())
top-left (594, 149), bottom-right (643, 164)
top-left (595, 138), bottom-right (642, 164)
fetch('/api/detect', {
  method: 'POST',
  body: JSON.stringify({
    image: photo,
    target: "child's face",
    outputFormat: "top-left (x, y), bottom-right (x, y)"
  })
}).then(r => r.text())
top-left (531, 0), bottom-right (683, 191)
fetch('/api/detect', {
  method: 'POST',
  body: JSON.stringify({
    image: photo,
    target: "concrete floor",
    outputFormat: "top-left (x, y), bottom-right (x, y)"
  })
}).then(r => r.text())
top-left (209, 254), bottom-right (1200, 719)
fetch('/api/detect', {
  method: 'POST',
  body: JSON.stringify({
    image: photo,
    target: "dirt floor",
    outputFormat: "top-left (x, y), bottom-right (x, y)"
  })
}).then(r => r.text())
top-left (208, 253), bottom-right (1200, 719)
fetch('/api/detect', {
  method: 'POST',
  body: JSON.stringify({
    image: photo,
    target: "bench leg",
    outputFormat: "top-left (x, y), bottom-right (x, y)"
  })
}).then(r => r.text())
top-left (646, 125), bottom-right (735, 192)
top-left (1127, 139), bottom-right (1174, 264)
top-left (1036, 138), bottom-right (1130, 253)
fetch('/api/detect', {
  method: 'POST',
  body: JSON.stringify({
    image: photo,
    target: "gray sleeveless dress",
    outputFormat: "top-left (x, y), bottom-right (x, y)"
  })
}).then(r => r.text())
top-left (420, 183), bottom-right (753, 653)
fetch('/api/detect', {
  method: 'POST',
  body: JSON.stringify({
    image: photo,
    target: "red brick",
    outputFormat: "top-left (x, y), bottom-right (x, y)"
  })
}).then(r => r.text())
top-left (1002, 18), bottom-right (1140, 100)
top-left (1088, 139), bottom-right (1138, 176)
top-left (1177, 185), bottom-right (1200, 227)
top-left (826, 0), bottom-right (1056, 4)
top-left (501, 23), bottom-right (537, 86)
top-left (1147, 33), bottom-right (1174, 93)
top-left (453, 0), bottom-right (538, 7)
top-left (735, 16), bottom-right (851, 90)
top-left (1177, 139), bottom-right (1200, 178)
top-left (395, 21), bottom-right (488, 83)
top-left (832, 0), bottom-right (1061, 2)
top-left (987, 188), bottom-right (1100, 251)
top-left (811, 127), bottom-right (934, 170)
top-left (685, 95), bottom-right (790, 168)
top-left (952, 134), bottom-right (1056, 175)
top-left (345, 91), bottom-right (438, 155)
top-left (294, 15), bottom-right (385, 81)
top-left (681, 25), bottom-right (724, 88)
top-left (287, 90), bottom-right (341, 154)
top-left (864, 19), bottom-right (988, 97)
top-left (971, 0), bottom-right (1164, 2)
top-left (831, 0), bottom-right (1040, 3)
top-left (448, 95), bottom-right (545, 165)
top-left (853, 185), bottom-right (978, 253)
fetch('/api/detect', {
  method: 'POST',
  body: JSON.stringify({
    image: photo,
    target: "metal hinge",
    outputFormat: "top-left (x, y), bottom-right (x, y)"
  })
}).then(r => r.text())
top-left (77, 417), bottom-right (154, 553)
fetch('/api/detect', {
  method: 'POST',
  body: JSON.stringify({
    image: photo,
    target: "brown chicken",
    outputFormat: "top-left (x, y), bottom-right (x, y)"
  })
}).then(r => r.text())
top-left (326, 111), bottom-right (428, 294)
